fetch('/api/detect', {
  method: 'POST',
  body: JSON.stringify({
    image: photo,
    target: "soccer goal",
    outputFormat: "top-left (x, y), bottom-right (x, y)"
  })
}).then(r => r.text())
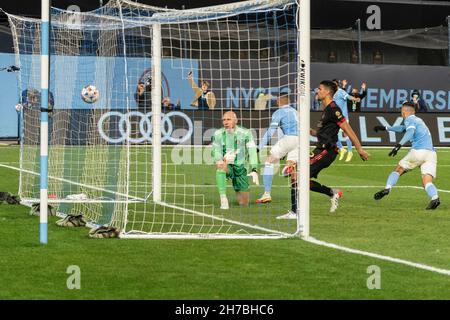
top-left (6, 0), bottom-right (310, 239)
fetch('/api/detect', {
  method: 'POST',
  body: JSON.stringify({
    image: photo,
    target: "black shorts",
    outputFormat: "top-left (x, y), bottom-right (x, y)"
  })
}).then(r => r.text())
top-left (310, 147), bottom-right (338, 179)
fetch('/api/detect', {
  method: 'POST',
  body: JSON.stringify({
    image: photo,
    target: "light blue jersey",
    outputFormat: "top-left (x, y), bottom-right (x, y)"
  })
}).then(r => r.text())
top-left (388, 115), bottom-right (434, 151)
top-left (259, 104), bottom-right (298, 149)
top-left (333, 88), bottom-right (350, 118)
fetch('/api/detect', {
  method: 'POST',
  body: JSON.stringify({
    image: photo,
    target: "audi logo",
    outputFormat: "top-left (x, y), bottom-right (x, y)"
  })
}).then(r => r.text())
top-left (97, 111), bottom-right (194, 144)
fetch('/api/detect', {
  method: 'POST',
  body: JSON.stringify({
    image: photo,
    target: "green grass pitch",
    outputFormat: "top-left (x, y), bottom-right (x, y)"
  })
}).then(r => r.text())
top-left (0, 145), bottom-right (449, 299)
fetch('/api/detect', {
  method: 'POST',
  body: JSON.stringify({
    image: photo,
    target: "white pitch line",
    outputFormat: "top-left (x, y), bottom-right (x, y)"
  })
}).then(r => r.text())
top-left (0, 163), bottom-right (145, 202)
top-left (304, 236), bottom-right (450, 277)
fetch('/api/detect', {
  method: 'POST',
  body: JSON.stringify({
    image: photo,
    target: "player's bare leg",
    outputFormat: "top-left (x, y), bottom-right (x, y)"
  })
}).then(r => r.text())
top-left (236, 191), bottom-right (249, 206)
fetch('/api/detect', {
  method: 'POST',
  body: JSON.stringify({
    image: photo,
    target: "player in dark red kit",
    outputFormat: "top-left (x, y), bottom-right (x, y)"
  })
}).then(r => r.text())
top-left (311, 80), bottom-right (370, 212)
top-left (278, 80), bottom-right (370, 218)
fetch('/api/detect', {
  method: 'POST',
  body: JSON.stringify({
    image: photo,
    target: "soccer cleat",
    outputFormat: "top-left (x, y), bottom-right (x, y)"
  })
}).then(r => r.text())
top-left (89, 226), bottom-right (120, 238)
top-left (374, 188), bottom-right (390, 200)
top-left (338, 148), bottom-right (347, 161)
top-left (56, 214), bottom-right (86, 227)
top-left (220, 197), bottom-right (229, 210)
top-left (256, 193), bottom-right (272, 204)
top-left (330, 189), bottom-right (343, 213)
top-left (276, 211), bottom-right (297, 220)
top-left (426, 198), bottom-right (440, 210)
top-left (345, 151), bottom-right (354, 162)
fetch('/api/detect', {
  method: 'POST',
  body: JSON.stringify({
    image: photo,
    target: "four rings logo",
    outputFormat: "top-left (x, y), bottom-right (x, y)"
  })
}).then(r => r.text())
top-left (97, 111), bottom-right (194, 144)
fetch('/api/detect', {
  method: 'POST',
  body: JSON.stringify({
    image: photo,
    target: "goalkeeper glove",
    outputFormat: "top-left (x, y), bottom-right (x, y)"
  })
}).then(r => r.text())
top-left (373, 125), bottom-right (387, 132)
top-left (247, 169), bottom-right (259, 185)
top-left (223, 151), bottom-right (236, 163)
top-left (388, 144), bottom-right (402, 157)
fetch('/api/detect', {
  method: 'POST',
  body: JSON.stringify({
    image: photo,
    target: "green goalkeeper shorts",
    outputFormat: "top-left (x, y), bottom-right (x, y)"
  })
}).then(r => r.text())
top-left (226, 164), bottom-right (249, 192)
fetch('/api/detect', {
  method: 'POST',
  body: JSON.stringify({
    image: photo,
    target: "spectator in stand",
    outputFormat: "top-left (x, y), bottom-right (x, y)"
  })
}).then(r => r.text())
top-left (187, 71), bottom-right (216, 110)
top-left (161, 96), bottom-right (178, 112)
top-left (411, 89), bottom-right (428, 113)
top-left (348, 82), bottom-right (367, 112)
top-left (135, 81), bottom-right (151, 112)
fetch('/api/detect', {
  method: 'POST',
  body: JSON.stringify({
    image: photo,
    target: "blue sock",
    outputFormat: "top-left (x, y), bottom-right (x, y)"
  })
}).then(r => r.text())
top-left (385, 171), bottom-right (400, 189)
top-left (425, 183), bottom-right (438, 200)
top-left (346, 138), bottom-right (353, 152)
top-left (336, 140), bottom-right (343, 149)
top-left (263, 163), bottom-right (274, 193)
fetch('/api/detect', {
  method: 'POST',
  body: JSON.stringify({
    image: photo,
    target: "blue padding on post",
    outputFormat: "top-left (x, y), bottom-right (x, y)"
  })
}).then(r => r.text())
top-left (40, 155), bottom-right (48, 189)
top-left (40, 223), bottom-right (48, 244)
top-left (41, 22), bottom-right (50, 56)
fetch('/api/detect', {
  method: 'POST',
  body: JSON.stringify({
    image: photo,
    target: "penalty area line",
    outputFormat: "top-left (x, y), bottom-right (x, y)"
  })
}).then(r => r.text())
top-left (304, 236), bottom-right (450, 277)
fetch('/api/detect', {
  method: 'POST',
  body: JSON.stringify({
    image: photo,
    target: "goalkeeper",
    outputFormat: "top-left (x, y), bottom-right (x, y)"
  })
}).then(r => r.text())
top-left (212, 111), bottom-right (259, 210)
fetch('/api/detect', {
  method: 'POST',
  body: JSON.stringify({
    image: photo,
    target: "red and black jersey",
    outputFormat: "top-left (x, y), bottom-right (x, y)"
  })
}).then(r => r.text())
top-left (315, 101), bottom-right (346, 148)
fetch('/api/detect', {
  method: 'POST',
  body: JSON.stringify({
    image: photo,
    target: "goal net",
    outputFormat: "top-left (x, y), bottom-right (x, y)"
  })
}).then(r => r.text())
top-left (7, 0), bottom-right (302, 239)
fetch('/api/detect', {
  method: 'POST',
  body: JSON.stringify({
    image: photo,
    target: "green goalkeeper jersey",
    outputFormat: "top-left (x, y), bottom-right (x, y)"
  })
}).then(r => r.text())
top-left (212, 125), bottom-right (258, 171)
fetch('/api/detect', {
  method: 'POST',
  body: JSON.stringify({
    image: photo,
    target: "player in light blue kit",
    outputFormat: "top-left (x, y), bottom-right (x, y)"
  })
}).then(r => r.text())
top-left (333, 79), bottom-right (360, 162)
top-left (373, 101), bottom-right (440, 210)
top-left (256, 92), bottom-right (298, 203)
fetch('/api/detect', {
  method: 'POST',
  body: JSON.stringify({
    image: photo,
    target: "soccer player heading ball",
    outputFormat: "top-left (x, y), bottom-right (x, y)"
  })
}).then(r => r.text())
top-left (212, 111), bottom-right (259, 210)
top-left (373, 101), bottom-right (440, 210)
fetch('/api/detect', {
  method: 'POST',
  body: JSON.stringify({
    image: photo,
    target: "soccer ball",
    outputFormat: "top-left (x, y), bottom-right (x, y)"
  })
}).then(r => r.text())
top-left (81, 85), bottom-right (99, 103)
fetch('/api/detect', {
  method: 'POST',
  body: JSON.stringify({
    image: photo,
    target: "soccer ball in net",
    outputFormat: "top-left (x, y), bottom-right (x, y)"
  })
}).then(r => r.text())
top-left (81, 85), bottom-right (99, 103)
